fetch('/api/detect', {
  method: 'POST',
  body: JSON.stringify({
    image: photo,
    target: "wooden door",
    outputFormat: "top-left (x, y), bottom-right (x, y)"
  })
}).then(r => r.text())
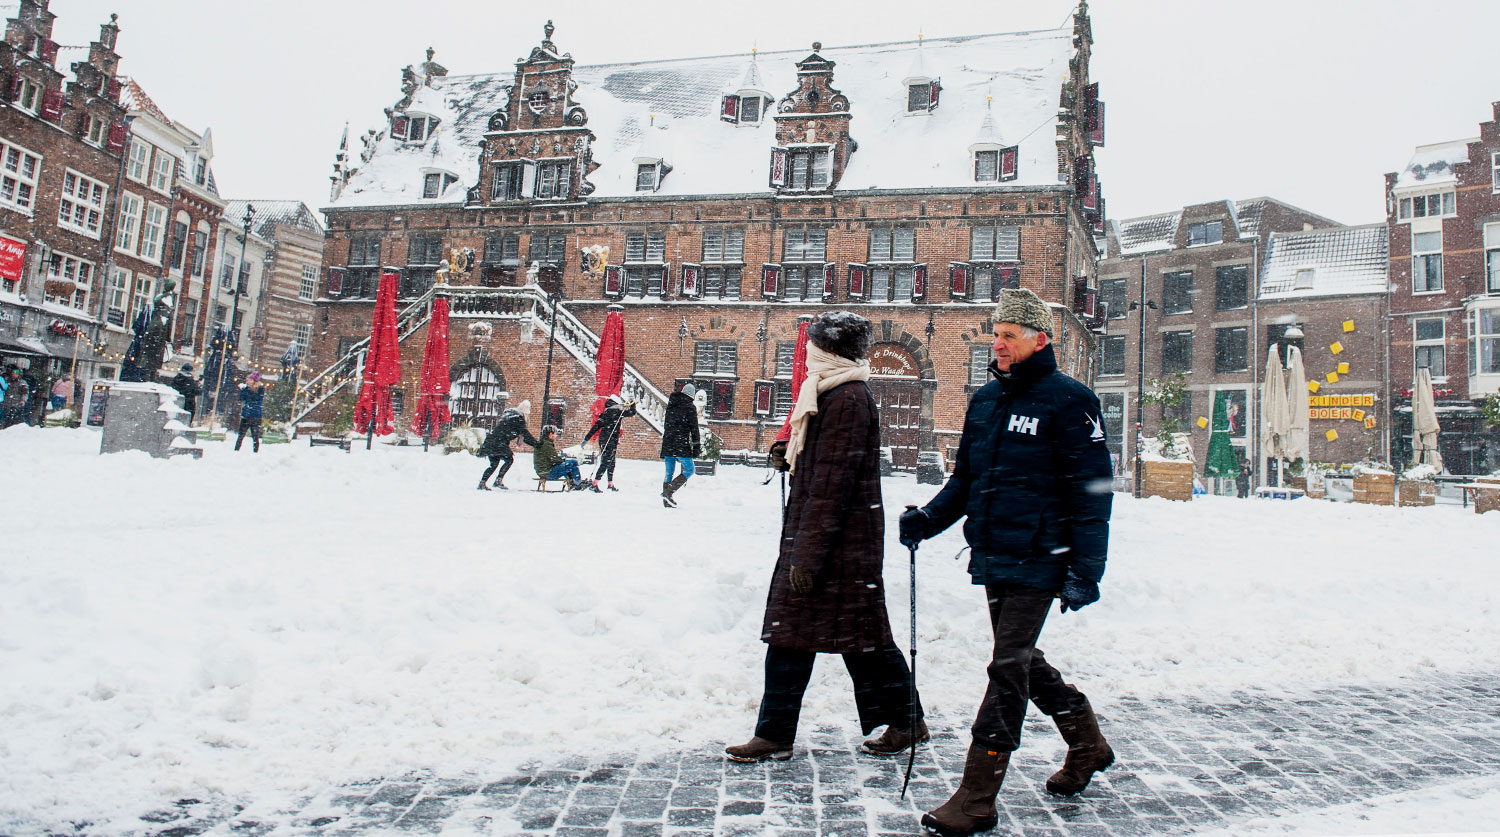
top-left (869, 378), bottom-right (921, 470)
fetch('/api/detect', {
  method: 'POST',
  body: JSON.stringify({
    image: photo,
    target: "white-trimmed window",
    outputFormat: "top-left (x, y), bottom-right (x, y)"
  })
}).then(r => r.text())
top-left (701, 229), bottom-right (744, 300)
top-left (534, 159), bottom-right (571, 200)
top-left (421, 170), bottom-right (458, 199)
top-left (975, 150), bottom-right (999, 181)
top-left (1493, 152), bottom-right (1500, 194)
top-left (85, 115), bottom-right (106, 146)
top-left (971, 225), bottom-right (1020, 262)
top-left (45, 252), bottom-right (94, 311)
top-left (1471, 305), bottom-right (1500, 377)
top-left (1413, 317), bottom-right (1446, 379)
top-left (693, 340), bottom-right (738, 376)
top-left (869, 228), bottom-right (916, 302)
top-left (115, 192), bottom-right (142, 252)
top-left (149, 151), bottom-right (174, 193)
top-left (624, 231), bottom-right (666, 297)
top-left (107, 266), bottom-right (130, 326)
top-left (785, 147), bottom-right (832, 190)
top-left (970, 344), bottom-right (995, 386)
top-left (220, 251), bottom-right (238, 292)
top-left (399, 113), bottom-right (434, 142)
top-left (192, 226), bottom-right (209, 278)
top-left (126, 139), bottom-right (149, 182)
top-left (0, 140), bottom-right (41, 213)
top-left (783, 229), bottom-right (830, 301)
top-left (300, 265), bottom-right (316, 300)
top-left (1398, 191), bottom-right (1456, 221)
top-left (16, 77), bottom-right (41, 114)
top-left (1485, 222), bottom-right (1500, 294)
top-left (139, 203), bottom-right (167, 261)
top-left (292, 322), bottom-right (313, 359)
top-left (58, 170), bottom-right (108, 237)
top-left (1412, 229), bottom-right (1443, 293)
top-left (131, 274), bottom-right (154, 319)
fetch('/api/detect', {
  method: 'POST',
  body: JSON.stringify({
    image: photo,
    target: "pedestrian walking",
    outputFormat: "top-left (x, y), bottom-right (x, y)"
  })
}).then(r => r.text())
top-left (235, 372), bottom-right (268, 452)
top-left (170, 363), bottom-right (200, 419)
top-left (726, 311), bottom-right (927, 764)
top-left (582, 393), bottom-right (637, 491)
top-left (898, 289), bottom-right (1115, 837)
top-left (2, 367), bottom-right (32, 428)
top-left (19, 368), bottom-right (39, 425)
top-left (660, 383), bottom-right (702, 508)
top-left (1236, 460), bottom-right (1251, 499)
top-left (49, 373), bottom-right (74, 412)
top-left (532, 425), bottom-right (592, 491)
top-left (476, 399), bottom-right (538, 491)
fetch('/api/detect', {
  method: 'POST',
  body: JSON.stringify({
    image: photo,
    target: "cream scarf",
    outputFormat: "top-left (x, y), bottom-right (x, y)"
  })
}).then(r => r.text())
top-left (785, 343), bottom-right (872, 473)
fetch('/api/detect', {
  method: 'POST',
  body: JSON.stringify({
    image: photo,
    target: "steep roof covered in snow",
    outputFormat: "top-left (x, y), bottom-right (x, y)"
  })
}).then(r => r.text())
top-left (329, 26), bottom-right (1077, 209)
top-left (1109, 211), bottom-right (1180, 256)
top-left (1392, 139), bottom-right (1476, 190)
top-left (225, 200), bottom-right (324, 241)
top-left (1259, 224), bottom-right (1387, 300)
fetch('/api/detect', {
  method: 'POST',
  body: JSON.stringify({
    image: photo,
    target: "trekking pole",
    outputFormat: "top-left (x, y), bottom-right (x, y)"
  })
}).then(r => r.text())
top-left (901, 504), bottom-right (919, 799)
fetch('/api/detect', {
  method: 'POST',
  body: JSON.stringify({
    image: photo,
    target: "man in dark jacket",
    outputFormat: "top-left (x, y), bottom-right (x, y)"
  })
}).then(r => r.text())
top-left (170, 363), bottom-right (200, 419)
top-left (726, 311), bottom-right (925, 764)
top-left (583, 393), bottom-right (637, 491)
top-left (901, 288), bottom-right (1114, 837)
top-left (660, 383), bottom-right (702, 508)
top-left (477, 399), bottom-right (538, 490)
top-left (235, 372), bottom-right (268, 452)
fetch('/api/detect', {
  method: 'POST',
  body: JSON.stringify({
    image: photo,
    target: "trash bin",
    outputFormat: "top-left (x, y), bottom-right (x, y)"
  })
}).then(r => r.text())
top-left (916, 450), bottom-right (946, 485)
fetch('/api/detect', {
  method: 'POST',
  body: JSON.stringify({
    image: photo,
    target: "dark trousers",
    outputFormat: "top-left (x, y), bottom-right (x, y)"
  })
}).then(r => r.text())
top-left (970, 583), bottom-right (1089, 752)
top-left (235, 417), bottom-right (262, 452)
top-left (754, 643), bottom-right (924, 744)
top-left (481, 448), bottom-right (514, 484)
top-left (594, 446), bottom-right (618, 482)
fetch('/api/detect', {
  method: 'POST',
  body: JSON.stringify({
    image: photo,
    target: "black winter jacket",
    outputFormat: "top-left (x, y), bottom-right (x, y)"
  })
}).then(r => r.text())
top-left (169, 373), bottom-right (200, 412)
top-left (477, 409), bottom-right (538, 456)
top-left (921, 343), bottom-right (1113, 591)
top-left (660, 392), bottom-right (701, 458)
top-left (584, 401), bottom-right (636, 453)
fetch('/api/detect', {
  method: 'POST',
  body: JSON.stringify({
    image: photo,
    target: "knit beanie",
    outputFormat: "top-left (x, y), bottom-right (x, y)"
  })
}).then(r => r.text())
top-left (806, 311), bottom-right (873, 361)
top-left (993, 288), bottom-right (1054, 337)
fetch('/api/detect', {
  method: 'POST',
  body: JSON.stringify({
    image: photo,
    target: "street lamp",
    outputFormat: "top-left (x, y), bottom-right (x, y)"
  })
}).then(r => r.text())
top-left (1129, 293), bottom-right (1158, 499)
top-left (538, 278), bottom-right (562, 430)
top-left (209, 203), bottom-right (253, 427)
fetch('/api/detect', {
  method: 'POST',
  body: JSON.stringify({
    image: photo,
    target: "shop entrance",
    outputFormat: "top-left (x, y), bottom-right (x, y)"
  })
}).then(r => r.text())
top-left (868, 343), bottom-right (923, 471)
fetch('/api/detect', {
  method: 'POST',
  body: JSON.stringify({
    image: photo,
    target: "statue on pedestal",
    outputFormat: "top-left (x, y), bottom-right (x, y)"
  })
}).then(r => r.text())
top-left (121, 278), bottom-right (176, 383)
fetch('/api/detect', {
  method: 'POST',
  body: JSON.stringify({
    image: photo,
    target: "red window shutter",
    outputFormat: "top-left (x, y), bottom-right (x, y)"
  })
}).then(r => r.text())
top-left (721, 95), bottom-right (739, 123)
top-left (713, 381), bottom-right (733, 419)
top-left (8, 73), bottom-right (19, 103)
top-left (1000, 146), bottom-right (1018, 181)
top-left (847, 263), bottom-right (866, 298)
top-left (1083, 175), bottom-right (1099, 212)
top-left (929, 79), bottom-right (941, 110)
top-left (769, 148), bottom-right (788, 188)
top-left (912, 264), bottom-right (927, 300)
top-left (1084, 83), bottom-right (1099, 131)
top-left (1091, 100), bottom-right (1106, 147)
top-left (106, 122), bottom-right (127, 153)
top-left (682, 263), bottom-right (700, 298)
top-left (822, 262), bottom-right (836, 300)
top-left (41, 89), bottom-right (63, 123)
top-left (1072, 276), bottom-right (1089, 314)
top-left (39, 39), bottom-right (58, 65)
top-left (998, 265), bottom-right (1019, 290)
top-left (1074, 157), bottom-right (1091, 199)
top-left (950, 262), bottom-right (970, 299)
top-left (1092, 197), bottom-right (1107, 234)
top-left (761, 264), bottom-right (781, 298)
top-left (327, 267), bottom-right (345, 296)
top-left (656, 263), bottom-right (669, 295)
top-left (603, 265), bottom-right (622, 297)
top-left (106, 78), bottom-right (121, 102)
top-left (753, 381), bottom-right (773, 415)
top-left (392, 116), bottom-right (408, 139)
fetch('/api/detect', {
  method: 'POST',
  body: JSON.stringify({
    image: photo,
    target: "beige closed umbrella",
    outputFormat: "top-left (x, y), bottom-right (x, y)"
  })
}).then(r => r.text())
top-left (1412, 367), bottom-right (1444, 471)
top-left (1284, 345), bottom-right (1311, 466)
top-left (1260, 345), bottom-right (1287, 485)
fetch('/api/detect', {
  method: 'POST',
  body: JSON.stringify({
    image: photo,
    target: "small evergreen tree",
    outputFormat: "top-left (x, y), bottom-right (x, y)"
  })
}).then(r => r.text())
top-left (1141, 372), bottom-right (1189, 460)
top-left (1481, 393), bottom-right (1500, 431)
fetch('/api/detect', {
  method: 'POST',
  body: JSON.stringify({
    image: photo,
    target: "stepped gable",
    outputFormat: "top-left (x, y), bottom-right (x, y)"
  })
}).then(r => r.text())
top-left (327, 25), bottom-right (1075, 209)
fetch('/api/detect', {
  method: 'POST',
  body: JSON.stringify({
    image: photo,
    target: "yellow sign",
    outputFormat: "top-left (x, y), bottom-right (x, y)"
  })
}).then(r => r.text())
top-left (1308, 381), bottom-right (1320, 392)
top-left (1353, 409), bottom-right (1366, 421)
top-left (1337, 362), bottom-right (1350, 374)
top-left (1343, 321), bottom-right (1356, 332)
top-left (1325, 429), bottom-right (1339, 441)
top-left (1326, 371), bottom-right (1340, 383)
top-left (1308, 394), bottom-right (1375, 407)
top-left (1364, 416), bottom-right (1378, 429)
top-left (1196, 416), bottom-right (1209, 429)
top-left (1330, 341), bottom-right (1344, 355)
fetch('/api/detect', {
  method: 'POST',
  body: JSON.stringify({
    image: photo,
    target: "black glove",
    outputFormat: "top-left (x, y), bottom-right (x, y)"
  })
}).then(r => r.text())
top-left (789, 565), bottom-right (814, 594)
top-left (1058, 568), bottom-right (1100, 613)
top-left (768, 440), bottom-right (789, 472)
top-left (898, 507), bottom-right (931, 550)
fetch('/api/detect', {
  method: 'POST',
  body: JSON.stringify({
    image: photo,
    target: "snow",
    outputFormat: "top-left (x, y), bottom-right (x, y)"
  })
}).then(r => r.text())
top-left (3, 425), bottom-right (1499, 833)
top-left (1392, 138), bottom-right (1477, 189)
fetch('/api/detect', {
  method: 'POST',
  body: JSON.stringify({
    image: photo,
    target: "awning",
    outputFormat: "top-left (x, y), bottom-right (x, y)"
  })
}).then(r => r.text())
top-left (0, 335), bottom-right (109, 365)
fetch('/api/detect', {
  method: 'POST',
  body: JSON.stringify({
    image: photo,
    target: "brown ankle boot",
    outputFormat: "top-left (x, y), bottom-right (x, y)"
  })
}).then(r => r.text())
top-left (724, 736), bottom-right (793, 763)
top-left (920, 742), bottom-right (1009, 837)
top-left (861, 719), bottom-right (930, 756)
top-left (1045, 700), bottom-right (1114, 796)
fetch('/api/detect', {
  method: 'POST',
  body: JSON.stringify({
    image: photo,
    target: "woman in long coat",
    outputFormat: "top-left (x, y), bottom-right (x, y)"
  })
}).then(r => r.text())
top-left (726, 311), bottom-right (925, 762)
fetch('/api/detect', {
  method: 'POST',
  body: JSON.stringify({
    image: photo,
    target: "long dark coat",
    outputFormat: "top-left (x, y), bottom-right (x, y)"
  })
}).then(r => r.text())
top-left (761, 380), bottom-right (894, 654)
top-left (660, 391), bottom-right (701, 458)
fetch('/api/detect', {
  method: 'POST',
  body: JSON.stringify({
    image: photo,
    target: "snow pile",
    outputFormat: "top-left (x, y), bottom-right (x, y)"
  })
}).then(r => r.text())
top-left (2, 425), bottom-right (1498, 832)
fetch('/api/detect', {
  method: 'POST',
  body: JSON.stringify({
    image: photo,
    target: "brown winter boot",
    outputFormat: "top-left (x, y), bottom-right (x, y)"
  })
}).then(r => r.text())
top-left (724, 736), bottom-right (793, 763)
top-left (1045, 700), bottom-right (1114, 797)
top-left (920, 742), bottom-right (1009, 837)
top-left (861, 719), bottom-right (930, 757)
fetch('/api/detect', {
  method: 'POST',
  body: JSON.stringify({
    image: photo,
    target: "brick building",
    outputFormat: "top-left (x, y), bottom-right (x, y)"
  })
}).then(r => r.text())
top-left (223, 199), bottom-right (324, 373)
top-left (1384, 100), bottom-right (1500, 475)
top-left (304, 8), bottom-right (1108, 467)
top-left (0, 1), bottom-right (126, 378)
top-left (1094, 198), bottom-right (1351, 486)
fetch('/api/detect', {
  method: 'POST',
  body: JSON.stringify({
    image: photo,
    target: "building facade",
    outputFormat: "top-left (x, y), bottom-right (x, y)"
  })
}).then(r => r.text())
top-left (1385, 100), bottom-right (1500, 475)
top-left (305, 9), bottom-right (1107, 466)
top-left (223, 199), bottom-right (324, 374)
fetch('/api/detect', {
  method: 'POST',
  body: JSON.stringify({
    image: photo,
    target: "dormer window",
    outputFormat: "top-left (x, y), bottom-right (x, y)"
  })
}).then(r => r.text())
top-left (771, 146), bottom-right (832, 191)
top-left (1187, 220), bottom-right (1223, 246)
top-left (1294, 268), bottom-right (1315, 290)
top-left (905, 79), bottom-right (940, 113)
top-left (721, 94), bottom-right (767, 125)
top-left (15, 77), bottom-right (41, 114)
top-left (636, 163), bottom-right (658, 192)
top-left (422, 170), bottom-right (458, 199)
top-left (395, 113), bottom-right (437, 142)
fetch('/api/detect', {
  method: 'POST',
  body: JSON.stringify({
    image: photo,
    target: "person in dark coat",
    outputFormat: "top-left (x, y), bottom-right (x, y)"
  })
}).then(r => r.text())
top-left (235, 372), bottom-right (268, 452)
top-left (726, 311), bottom-right (926, 764)
top-left (477, 399), bottom-right (538, 490)
top-left (582, 393), bottom-right (637, 491)
top-left (900, 289), bottom-right (1114, 837)
top-left (1, 367), bottom-right (28, 427)
top-left (170, 363), bottom-right (200, 419)
top-left (660, 383), bottom-right (702, 508)
top-left (1236, 460), bottom-right (1252, 498)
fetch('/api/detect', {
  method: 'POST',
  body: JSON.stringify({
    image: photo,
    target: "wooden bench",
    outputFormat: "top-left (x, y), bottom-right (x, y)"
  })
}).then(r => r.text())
top-left (1455, 482), bottom-right (1500, 514)
top-left (309, 435), bottom-right (352, 452)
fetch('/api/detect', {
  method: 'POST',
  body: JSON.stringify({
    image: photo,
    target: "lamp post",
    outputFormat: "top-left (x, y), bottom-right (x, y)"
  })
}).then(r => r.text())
top-left (1129, 260), bottom-right (1157, 499)
top-left (538, 284), bottom-right (561, 428)
top-left (753, 316), bottom-right (768, 450)
top-left (209, 203), bottom-right (253, 430)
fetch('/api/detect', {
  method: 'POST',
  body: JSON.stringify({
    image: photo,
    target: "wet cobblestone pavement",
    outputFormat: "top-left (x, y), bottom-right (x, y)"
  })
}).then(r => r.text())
top-left (70, 672), bottom-right (1500, 836)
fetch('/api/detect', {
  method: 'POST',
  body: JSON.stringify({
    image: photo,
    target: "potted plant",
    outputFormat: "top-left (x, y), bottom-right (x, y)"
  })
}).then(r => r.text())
top-left (1350, 460), bottom-right (1396, 506)
top-left (694, 430), bottom-right (721, 476)
top-left (1398, 463), bottom-right (1438, 507)
top-left (1138, 373), bottom-right (1195, 501)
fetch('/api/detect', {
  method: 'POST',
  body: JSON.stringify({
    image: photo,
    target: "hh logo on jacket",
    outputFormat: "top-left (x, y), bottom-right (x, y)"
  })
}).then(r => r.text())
top-left (1007, 414), bottom-right (1040, 436)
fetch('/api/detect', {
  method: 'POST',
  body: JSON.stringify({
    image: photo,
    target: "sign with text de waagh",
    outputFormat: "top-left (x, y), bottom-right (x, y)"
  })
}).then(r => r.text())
top-left (0, 234), bottom-right (26, 283)
top-left (869, 344), bottom-right (918, 377)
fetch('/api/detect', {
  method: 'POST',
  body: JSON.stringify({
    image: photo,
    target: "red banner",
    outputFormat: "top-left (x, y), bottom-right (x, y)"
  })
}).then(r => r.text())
top-left (0, 235), bottom-right (26, 284)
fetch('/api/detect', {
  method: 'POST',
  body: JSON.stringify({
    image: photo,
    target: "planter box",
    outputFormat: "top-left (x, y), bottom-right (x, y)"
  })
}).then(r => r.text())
top-left (1398, 479), bottom-right (1436, 507)
top-left (1305, 472), bottom-right (1327, 499)
top-left (1142, 460), bottom-right (1194, 502)
top-left (692, 458), bottom-right (717, 476)
top-left (1352, 472), bottom-right (1395, 506)
top-left (1286, 476), bottom-right (1307, 492)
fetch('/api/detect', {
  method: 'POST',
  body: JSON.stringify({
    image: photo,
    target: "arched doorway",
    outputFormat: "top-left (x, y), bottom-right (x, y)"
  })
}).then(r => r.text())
top-left (450, 351), bottom-right (507, 429)
top-left (869, 342), bottom-right (922, 470)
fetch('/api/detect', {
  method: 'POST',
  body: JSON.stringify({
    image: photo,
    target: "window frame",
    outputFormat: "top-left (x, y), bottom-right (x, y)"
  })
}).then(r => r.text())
top-left (299, 264), bottom-right (317, 300)
top-left (1101, 277), bottom-right (1128, 320)
top-left (783, 146), bottom-right (833, 191)
top-left (974, 149), bottom-right (999, 182)
top-left (1162, 270), bottom-right (1193, 314)
top-left (138, 202), bottom-right (167, 262)
top-left (970, 225), bottom-right (1021, 262)
top-left (1161, 329), bottom-right (1193, 375)
top-left (1186, 220), bottom-right (1223, 246)
top-left (534, 158), bottom-right (572, 201)
top-left (1100, 335), bottom-right (1126, 377)
top-left (1413, 317), bottom-right (1446, 380)
top-left (44, 251), bottom-right (95, 311)
top-left (699, 231), bottom-right (744, 300)
top-left (16, 76), bottom-right (41, 114)
top-left (1398, 191), bottom-right (1457, 221)
top-left (421, 170), bottom-right (458, 199)
top-left (149, 151), bottom-right (174, 194)
top-left (1493, 151), bottom-right (1500, 194)
top-left (490, 162), bottom-right (525, 202)
top-left (1470, 305), bottom-right (1500, 377)
top-left (126, 138), bottom-right (150, 183)
top-left (1214, 264), bottom-right (1249, 311)
top-left (0, 139), bottom-right (41, 214)
top-left (57, 169), bottom-right (108, 238)
top-left (1484, 222), bottom-right (1500, 294)
top-left (1411, 229), bottom-right (1443, 294)
top-left (1213, 326), bottom-right (1248, 374)
top-left (115, 191), bottom-right (142, 253)
top-left (692, 340), bottom-right (739, 377)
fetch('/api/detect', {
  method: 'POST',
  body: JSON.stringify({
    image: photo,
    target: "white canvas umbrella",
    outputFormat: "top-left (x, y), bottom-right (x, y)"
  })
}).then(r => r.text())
top-left (1260, 344), bottom-right (1288, 484)
top-left (1284, 346), bottom-right (1311, 466)
top-left (1412, 367), bottom-right (1444, 471)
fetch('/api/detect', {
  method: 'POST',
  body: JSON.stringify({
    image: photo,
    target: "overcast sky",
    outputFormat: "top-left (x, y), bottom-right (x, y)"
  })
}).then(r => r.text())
top-left (42, 0), bottom-right (1500, 228)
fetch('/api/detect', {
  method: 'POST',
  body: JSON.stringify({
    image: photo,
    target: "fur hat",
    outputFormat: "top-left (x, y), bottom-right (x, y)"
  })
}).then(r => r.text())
top-left (515, 399), bottom-right (531, 417)
top-left (681, 383), bottom-right (697, 398)
top-left (180, 363), bottom-right (194, 373)
top-left (806, 311), bottom-right (873, 361)
top-left (993, 288), bottom-right (1054, 337)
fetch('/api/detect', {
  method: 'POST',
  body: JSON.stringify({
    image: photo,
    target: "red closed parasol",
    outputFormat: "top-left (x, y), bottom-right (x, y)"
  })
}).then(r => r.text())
top-left (408, 295), bottom-right (452, 438)
top-left (591, 307), bottom-right (625, 425)
top-left (354, 270), bottom-right (401, 436)
top-left (774, 318), bottom-right (812, 443)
